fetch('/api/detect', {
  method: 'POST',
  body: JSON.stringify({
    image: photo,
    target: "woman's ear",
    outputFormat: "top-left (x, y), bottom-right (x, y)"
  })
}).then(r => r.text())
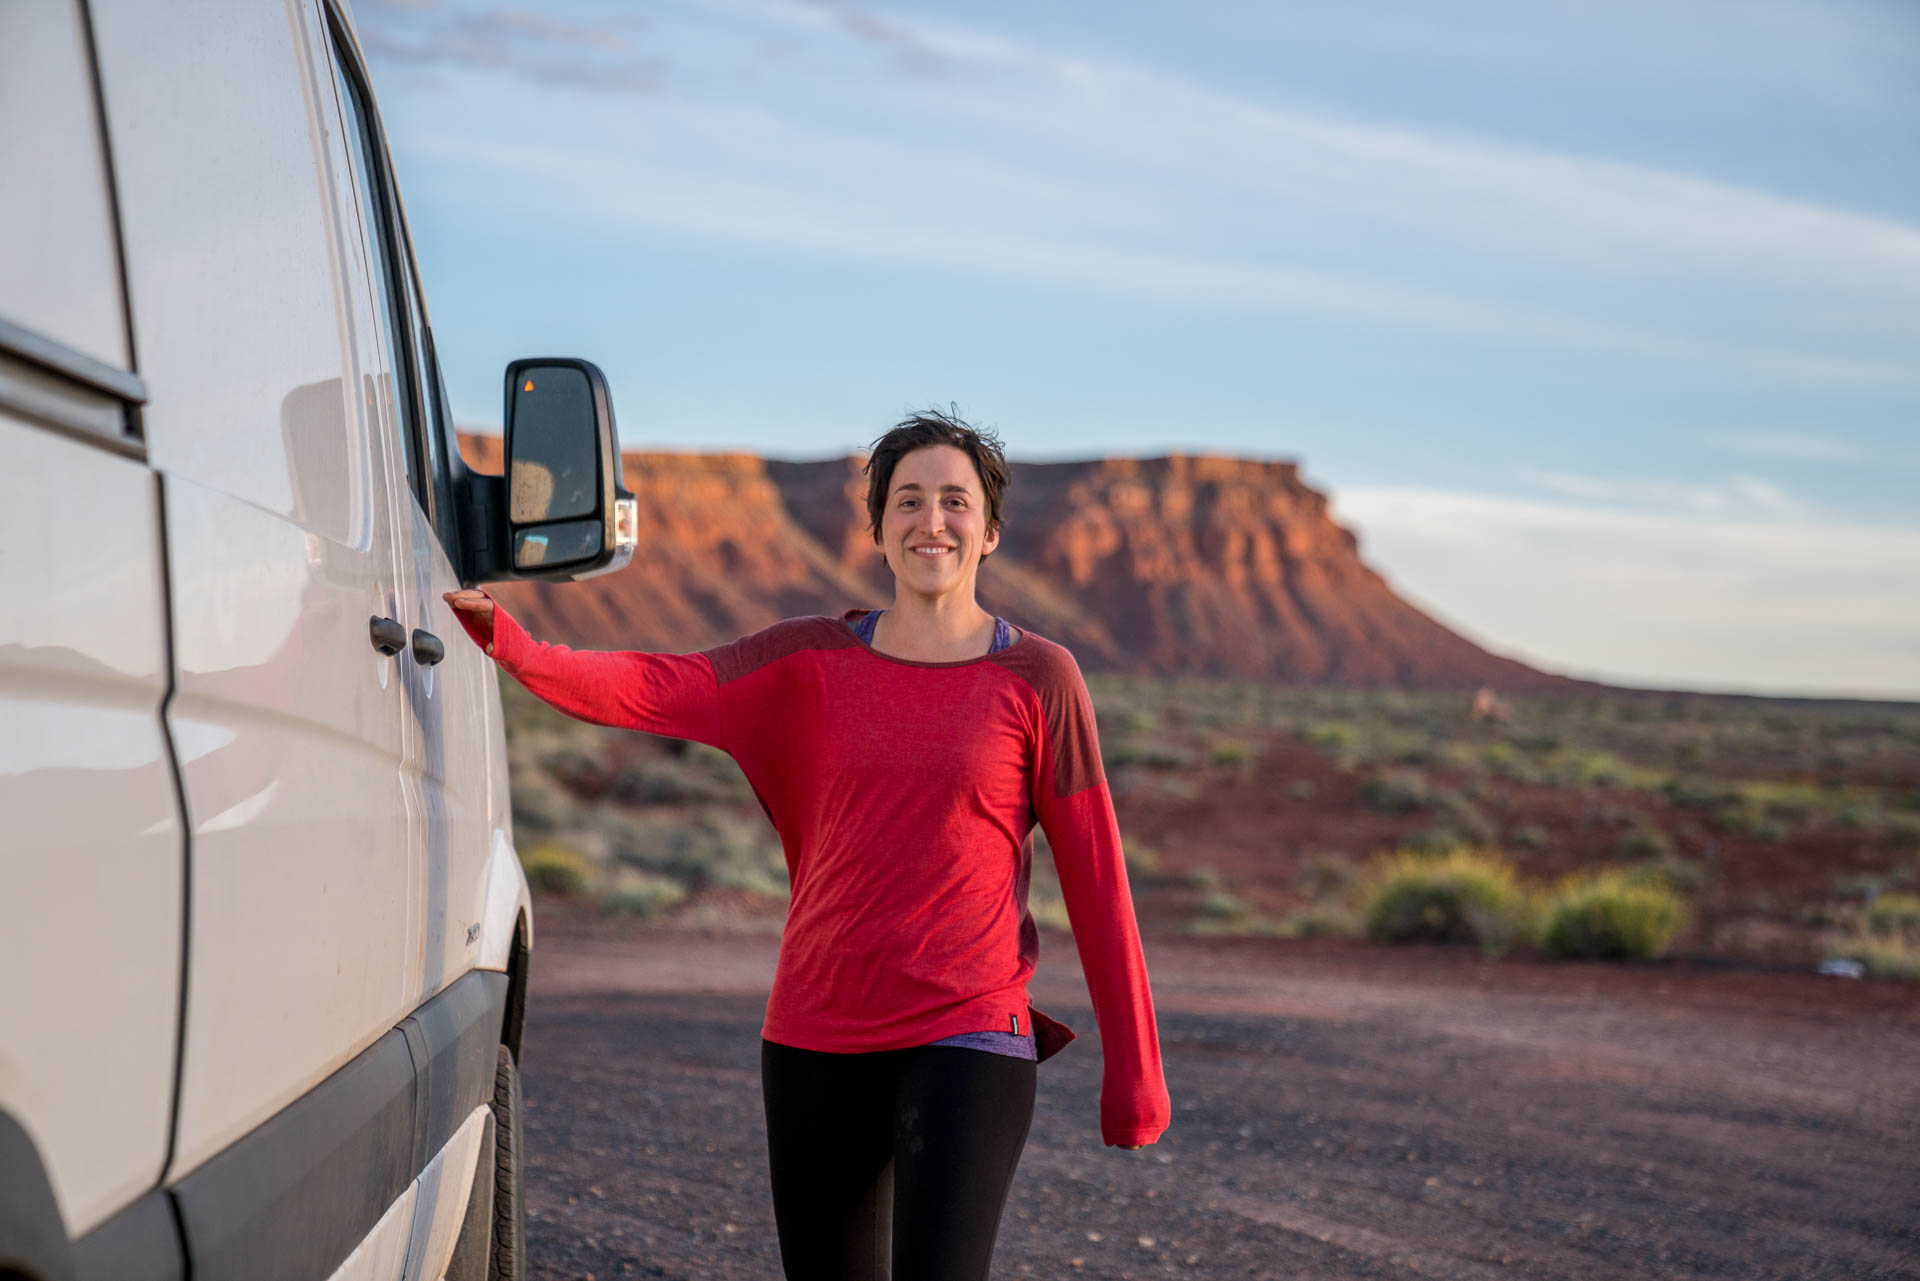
top-left (981, 524), bottom-right (1001, 559)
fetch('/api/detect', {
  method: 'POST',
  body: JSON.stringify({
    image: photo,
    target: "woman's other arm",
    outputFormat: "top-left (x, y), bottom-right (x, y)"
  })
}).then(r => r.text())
top-left (443, 590), bottom-right (724, 750)
top-left (1028, 652), bottom-right (1171, 1149)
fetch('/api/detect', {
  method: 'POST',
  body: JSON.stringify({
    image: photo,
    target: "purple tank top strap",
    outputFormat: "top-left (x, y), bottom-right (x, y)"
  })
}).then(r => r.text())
top-left (848, 610), bottom-right (1013, 654)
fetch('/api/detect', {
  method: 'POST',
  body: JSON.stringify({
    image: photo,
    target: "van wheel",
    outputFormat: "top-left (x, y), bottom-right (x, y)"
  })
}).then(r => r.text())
top-left (491, 1044), bottom-right (527, 1280)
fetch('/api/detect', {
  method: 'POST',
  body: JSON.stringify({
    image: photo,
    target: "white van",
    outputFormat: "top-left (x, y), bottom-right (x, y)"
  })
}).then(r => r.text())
top-left (1, 3), bottom-right (636, 1279)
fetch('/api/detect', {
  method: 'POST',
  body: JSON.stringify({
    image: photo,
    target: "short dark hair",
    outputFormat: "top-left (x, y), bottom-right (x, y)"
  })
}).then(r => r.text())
top-left (863, 408), bottom-right (1009, 548)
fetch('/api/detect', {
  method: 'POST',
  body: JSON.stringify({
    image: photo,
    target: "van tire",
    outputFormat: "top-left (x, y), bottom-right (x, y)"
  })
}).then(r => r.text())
top-left (490, 1045), bottom-right (527, 1280)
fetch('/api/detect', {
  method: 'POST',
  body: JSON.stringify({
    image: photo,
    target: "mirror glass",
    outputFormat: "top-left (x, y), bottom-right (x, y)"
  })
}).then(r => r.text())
top-left (514, 518), bottom-right (603, 569)
top-left (509, 365), bottom-right (598, 523)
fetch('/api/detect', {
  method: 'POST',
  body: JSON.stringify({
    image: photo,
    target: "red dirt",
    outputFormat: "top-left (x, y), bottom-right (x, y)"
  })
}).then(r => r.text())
top-left (519, 905), bottom-right (1920, 1280)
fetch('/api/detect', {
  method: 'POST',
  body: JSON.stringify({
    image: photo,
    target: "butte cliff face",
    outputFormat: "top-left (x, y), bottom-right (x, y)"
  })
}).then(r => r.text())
top-left (459, 434), bottom-right (1572, 691)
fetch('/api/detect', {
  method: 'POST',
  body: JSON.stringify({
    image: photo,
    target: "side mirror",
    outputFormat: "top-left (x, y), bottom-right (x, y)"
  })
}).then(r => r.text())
top-left (497, 357), bottom-right (636, 581)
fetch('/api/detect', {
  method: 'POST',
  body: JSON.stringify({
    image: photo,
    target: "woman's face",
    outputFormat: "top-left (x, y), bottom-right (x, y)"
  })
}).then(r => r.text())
top-left (880, 444), bottom-right (1000, 602)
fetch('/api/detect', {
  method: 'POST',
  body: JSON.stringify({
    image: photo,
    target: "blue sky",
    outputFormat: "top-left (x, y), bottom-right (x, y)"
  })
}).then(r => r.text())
top-left (356, 0), bottom-right (1919, 698)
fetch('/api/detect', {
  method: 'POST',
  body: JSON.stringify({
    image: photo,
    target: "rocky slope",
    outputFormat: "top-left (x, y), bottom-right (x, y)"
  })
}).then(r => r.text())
top-left (459, 433), bottom-right (1575, 691)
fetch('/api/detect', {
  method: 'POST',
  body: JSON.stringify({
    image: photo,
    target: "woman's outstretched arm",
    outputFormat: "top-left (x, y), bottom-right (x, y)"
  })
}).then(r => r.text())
top-left (444, 590), bottom-right (726, 751)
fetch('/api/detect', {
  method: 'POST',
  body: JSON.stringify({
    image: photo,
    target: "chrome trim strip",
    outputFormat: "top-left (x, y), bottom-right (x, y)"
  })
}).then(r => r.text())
top-left (0, 316), bottom-right (148, 405)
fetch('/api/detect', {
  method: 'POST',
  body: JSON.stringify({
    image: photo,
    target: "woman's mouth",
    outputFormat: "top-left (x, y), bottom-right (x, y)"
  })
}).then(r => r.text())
top-left (911, 545), bottom-right (955, 558)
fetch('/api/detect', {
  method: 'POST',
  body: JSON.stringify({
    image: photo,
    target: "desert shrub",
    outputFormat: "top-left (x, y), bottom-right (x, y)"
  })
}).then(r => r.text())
top-left (521, 842), bottom-right (595, 898)
top-left (1298, 851), bottom-right (1356, 900)
top-left (1823, 926), bottom-right (1920, 982)
top-left (1096, 701), bottom-right (1160, 739)
top-left (1358, 769), bottom-right (1431, 813)
top-left (599, 870), bottom-right (688, 918)
top-left (1359, 848), bottom-right (1535, 953)
top-left (1615, 826), bottom-right (1672, 860)
top-left (540, 748), bottom-right (608, 795)
top-left (1663, 777), bottom-right (1733, 811)
top-left (608, 757), bottom-right (745, 806)
top-left (1866, 893), bottom-right (1920, 939)
top-left (1625, 857), bottom-right (1707, 896)
top-left (1104, 739), bottom-right (1194, 770)
top-left (1305, 721), bottom-right (1360, 757)
top-left (1208, 739), bottom-right (1252, 767)
top-left (1837, 803), bottom-right (1884, 834)
top-left (1885, 813), bottom-right (1920, 852)
top-left (1123, 842), bottom-right (1162, 878)
top-left (1404, 824), bottom-right (1477, 856)
top-left (1541, 871), bottom-right (1688, 961)
top-left (1281, 905), bottom-right (1361, 939)
top-left (1832, 874), bottom-right (1890, 903)
top-left (1507, 823), bottom-right (1550, 851)
top-left (1286, 778), bottom-right (1317, 801)
top-left (1198, 890), bottom-right (1251, 919)
top-left (1185, 866), bottom-right (1224, 891)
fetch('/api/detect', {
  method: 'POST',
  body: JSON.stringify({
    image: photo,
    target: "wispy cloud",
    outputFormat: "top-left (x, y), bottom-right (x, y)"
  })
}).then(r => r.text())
top-left (358, 2), bottom-right (660, 92)
top-left (1334, 484), bottom-right (1920, 697)
top-left (363, 0), bottom-right (1920, 393)
top-left (1722, 431), bottom-right (1872, 465)
top-left (1516, 469), bottom-right (1815, 518)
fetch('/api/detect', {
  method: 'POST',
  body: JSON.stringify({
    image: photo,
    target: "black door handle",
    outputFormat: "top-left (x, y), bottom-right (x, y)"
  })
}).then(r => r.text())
top-left (370, 615), bottom-right (406, 656)
top-left (412, 628), bottom-right (445, 666)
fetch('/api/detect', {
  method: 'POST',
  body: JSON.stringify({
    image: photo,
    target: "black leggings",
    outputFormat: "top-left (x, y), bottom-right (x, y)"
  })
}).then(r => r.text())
top-left (760, 1039), bottom-right (1037, 1281)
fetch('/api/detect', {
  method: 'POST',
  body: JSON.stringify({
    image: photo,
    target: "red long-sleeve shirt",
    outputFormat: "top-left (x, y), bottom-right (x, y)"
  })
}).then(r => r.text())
top-left (460, 598), bottom-right (1171, 1147)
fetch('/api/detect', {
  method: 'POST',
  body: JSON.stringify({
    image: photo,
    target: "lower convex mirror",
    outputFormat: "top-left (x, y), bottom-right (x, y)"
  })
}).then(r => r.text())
top-left (514, 518), bottom-right (603, 569)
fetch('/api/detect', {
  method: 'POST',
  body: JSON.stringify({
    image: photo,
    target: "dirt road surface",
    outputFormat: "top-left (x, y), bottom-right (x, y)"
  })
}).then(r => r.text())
top-left (520, 912), bottom-right (1920, 1280)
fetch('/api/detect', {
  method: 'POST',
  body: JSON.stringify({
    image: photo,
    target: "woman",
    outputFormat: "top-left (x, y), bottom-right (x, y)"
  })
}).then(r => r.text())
top-left (446, 409), bottom-right (1170, 1281)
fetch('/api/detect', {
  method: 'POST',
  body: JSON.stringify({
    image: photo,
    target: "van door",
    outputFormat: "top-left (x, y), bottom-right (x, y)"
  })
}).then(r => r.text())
top-left (318, 11), bottom-right (499, 1013)
top-left (88, 0), bottom-right (417, 1194)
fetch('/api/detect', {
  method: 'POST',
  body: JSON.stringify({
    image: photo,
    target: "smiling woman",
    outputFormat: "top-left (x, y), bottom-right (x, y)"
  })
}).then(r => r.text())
top-left (443, 406), bottom-right (1169, 1281)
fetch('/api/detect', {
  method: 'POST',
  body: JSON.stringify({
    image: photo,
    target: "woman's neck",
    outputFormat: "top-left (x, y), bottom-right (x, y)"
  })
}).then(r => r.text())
top-left (872, 592), bottom-right (997, 662)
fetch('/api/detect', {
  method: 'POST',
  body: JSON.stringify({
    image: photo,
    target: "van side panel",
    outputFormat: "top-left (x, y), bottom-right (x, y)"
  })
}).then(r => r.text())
top-left (0, 416), bottom-right (180, 1235)
top-left (88, 0), bottom-right (420, 1184)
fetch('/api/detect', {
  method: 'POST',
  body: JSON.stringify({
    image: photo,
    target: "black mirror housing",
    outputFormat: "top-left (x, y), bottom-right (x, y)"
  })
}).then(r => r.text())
top-left (456, 356), bottom-right (636, 585)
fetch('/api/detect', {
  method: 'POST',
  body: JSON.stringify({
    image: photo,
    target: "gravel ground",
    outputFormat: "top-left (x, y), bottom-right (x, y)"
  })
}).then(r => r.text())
top-left (520, 919), bottom-right (1920, 1280)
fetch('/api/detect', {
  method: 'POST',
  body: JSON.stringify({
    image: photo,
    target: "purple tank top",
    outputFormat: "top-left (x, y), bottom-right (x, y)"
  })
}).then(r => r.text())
top-left (848, 609), bottom-right (1036, 1062)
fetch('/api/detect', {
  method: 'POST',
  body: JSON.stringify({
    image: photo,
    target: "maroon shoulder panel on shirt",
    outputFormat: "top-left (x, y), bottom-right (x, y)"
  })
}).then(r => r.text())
top-left (703, 615), bottom-right (860, 686)
top-left (986, 634), bottom-right (1106, 799)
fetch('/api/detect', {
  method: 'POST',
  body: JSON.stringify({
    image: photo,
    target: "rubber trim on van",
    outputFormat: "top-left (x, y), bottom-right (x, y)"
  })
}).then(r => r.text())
top-left (0, 1111), bottom-right (74, 1281)
top-left (170, 970), bottom-right (508, 1281)
top-left (69, 1191), bottom-right (183, 1281)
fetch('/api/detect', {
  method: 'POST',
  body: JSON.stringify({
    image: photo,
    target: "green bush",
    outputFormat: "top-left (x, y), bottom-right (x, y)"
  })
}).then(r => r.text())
top-left (1360, 849), bottom-right (1535, 953)
top-left (1625, 857), bottom-right (1707, 896)
top-left (1208, 739), bottom-right (1252, 767)
top-left (1614, 826), bottom-right (1672, 860)
top-left (1541, 871), bottom-right (1688, 961)
top-left (598, 871), bottom-right (688, 918)
top-left (1285, 778), bottom-right (1317, 801)
top-left (1866, 893), bottom-right (1920, 940)
top-left (1507, 823), bottom-right (1550, 850)
top-left (1198, 890), bottom-right (1251, 919)
top-left (1824, 927), bottom-right (1920, 982)
top-left (1104, 739), bottom-right (1194, 770)
top-left (1280, 905), bottom-right (1360, 939)
top-left (1123, 842), bottom-right (1162, 878)
top-left (1297, 851), bottom-right (1356, 900)
top-left (1358, 769), bottom-right (1431, 813)
top-left (521, 842), bottom-right (595, 898)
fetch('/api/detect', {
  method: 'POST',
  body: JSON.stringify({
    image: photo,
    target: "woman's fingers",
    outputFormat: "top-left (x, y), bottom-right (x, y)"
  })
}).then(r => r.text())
top-left (441, 589), bottom-right (493, 617)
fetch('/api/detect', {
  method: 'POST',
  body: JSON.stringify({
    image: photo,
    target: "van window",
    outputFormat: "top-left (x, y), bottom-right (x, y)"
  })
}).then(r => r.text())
top-left (0, 0), bottom-right (131, 381)
top-left (330, 35), bottom-right (427, 514)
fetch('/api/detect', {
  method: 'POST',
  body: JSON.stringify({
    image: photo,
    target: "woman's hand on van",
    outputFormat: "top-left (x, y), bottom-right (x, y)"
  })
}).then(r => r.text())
top-left (442, 590), bottom-right (496, 655)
